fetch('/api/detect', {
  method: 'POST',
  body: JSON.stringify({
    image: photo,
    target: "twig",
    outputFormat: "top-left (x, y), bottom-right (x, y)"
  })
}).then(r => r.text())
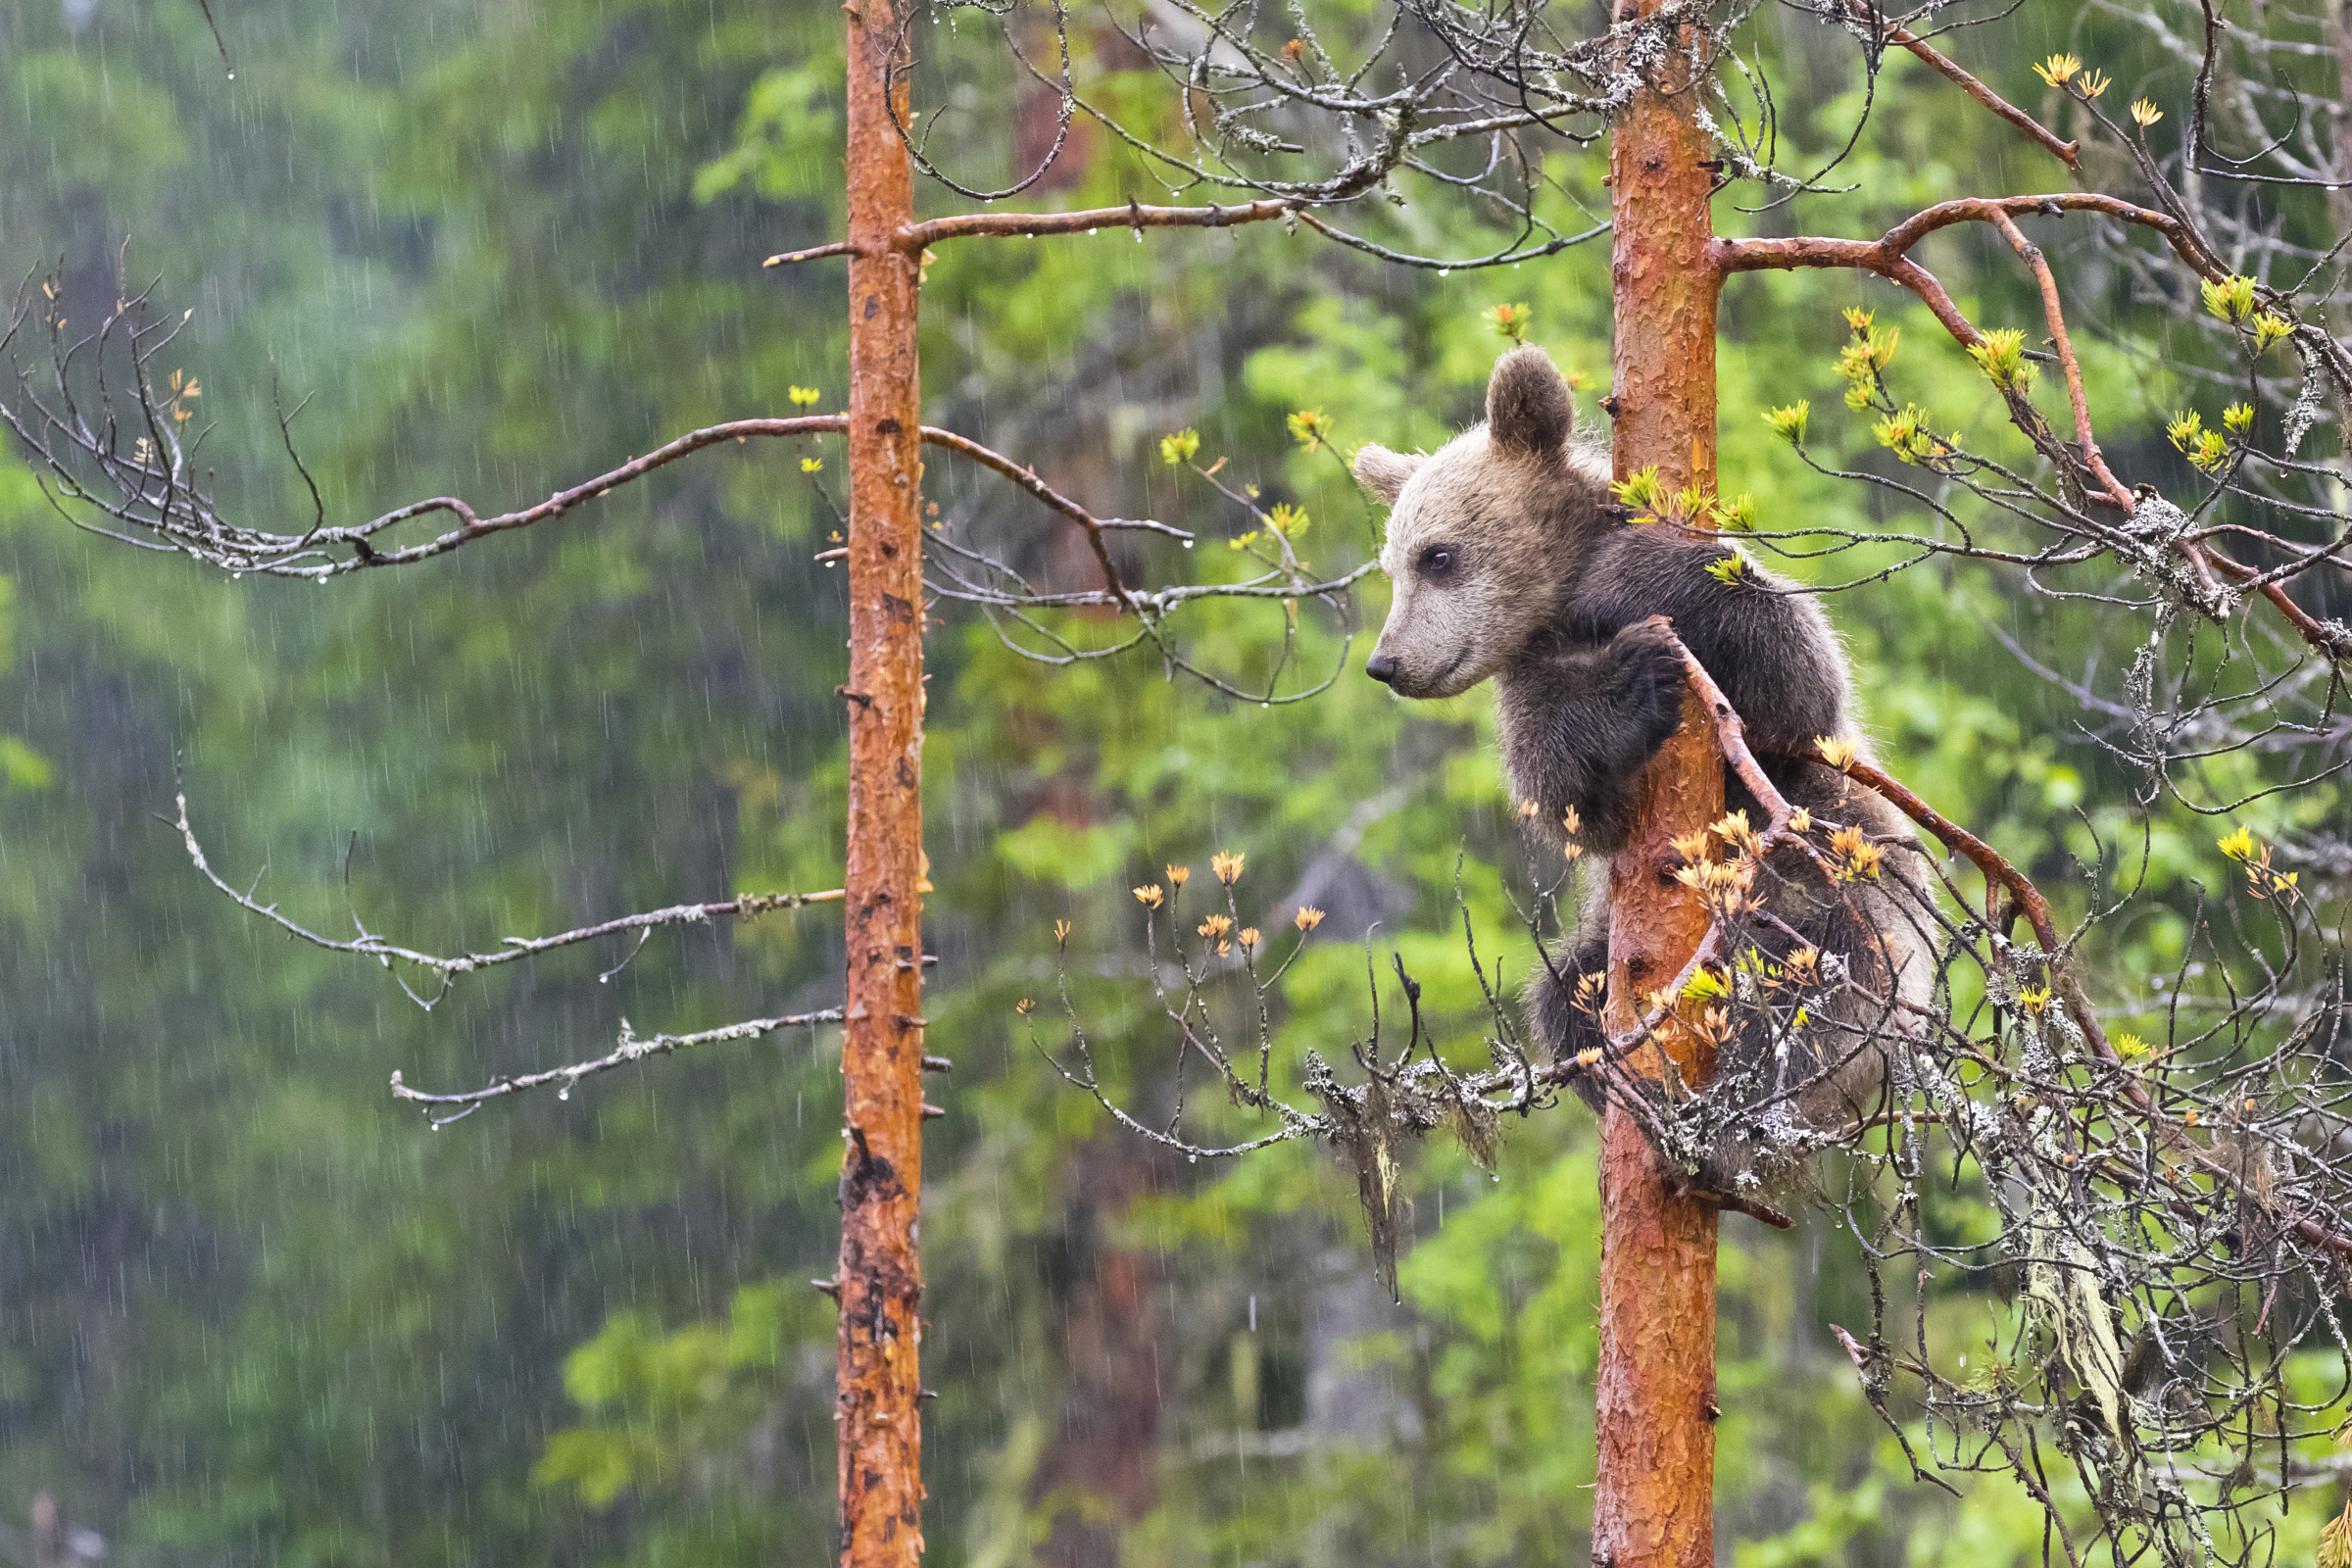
top-left (1650, 615), bottom-right (1796, 836)
top-left (761, 241), bottom-right (860, 269)
top-left (170, 780), bottom-right (840, 1005)
top-left (1988, 210), bottom-right (2132, 509)
top-left (390, 1008), bottom-right (845, 1124)
top-left (193, 0), bottom-right (235, 79)
top-left (1716, 195), bottom-right (2350, 658)
top-left (1713, 193), bottom-right (2215, 306)
top-left (895, 198), bottom-right (1298, 251)
top-left (768, 201), bottom-right (1301, 269)
top-left (7, 368), bottom-right (1192, 580)
top-left (1840, 0), bottom-right (2077, 169)
top-left (919, 427), bottom-right (1152, 611)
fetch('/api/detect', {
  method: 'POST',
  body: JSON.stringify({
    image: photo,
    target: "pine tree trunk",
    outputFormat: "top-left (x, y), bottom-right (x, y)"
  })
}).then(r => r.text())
top-left (839, 1), bottom-right (929, 1561)
top-left (1593, 2), bottom-right (1725, 1561)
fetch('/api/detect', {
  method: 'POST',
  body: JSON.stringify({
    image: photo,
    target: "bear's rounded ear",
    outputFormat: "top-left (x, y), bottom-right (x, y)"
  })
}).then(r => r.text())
top-left (1486, 345), bottom-right (1574, 456)
top-left (1352, 444), bottom-right (1424, 506)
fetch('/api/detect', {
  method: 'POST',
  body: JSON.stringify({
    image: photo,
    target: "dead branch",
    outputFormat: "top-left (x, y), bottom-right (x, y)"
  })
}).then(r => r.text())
top-left (389, 1007), bottom-right (846, 1126)
top-left (0, 303), bottom-right (1193, 582)
top-left (169, 781), bottom-right (842, 1008)
top-left (764, 200), bottom-right (1302, 270)
top-left (760, 240), bottom-right (860, 269)
top-left (901, 197), bottom-right (1297, 252)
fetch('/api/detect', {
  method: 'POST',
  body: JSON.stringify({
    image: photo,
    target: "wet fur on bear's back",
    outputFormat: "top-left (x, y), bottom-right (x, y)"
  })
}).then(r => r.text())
top-left (1355, 345), bottom-right (1929, 1194)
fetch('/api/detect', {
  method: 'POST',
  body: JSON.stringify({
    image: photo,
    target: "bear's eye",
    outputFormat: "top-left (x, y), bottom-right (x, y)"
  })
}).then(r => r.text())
top-left (1418, 543), bottom-right (1458, 579)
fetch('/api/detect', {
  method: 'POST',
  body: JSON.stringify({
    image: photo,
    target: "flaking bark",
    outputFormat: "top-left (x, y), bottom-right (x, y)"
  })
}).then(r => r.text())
top-left (1593, 4), bottom-right (1725, 1562)
top-left (839, 2), bottom-right (930, 1563)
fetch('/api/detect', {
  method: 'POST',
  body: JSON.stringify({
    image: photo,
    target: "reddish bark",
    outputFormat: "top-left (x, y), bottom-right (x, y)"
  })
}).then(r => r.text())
top-left (1606, 54), bottom-right (1718, 495)
top-left (839, 0), bottom-right (930, 1562)
top-left (1593, 700), bottom-right (1723, 1568)
top-left (1594, 5), bottom-right (1725, 1562)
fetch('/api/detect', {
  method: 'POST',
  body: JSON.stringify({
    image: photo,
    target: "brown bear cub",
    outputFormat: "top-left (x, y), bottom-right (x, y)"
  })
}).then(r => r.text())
top-left (1355, 345), bottom-right (1926, 1196)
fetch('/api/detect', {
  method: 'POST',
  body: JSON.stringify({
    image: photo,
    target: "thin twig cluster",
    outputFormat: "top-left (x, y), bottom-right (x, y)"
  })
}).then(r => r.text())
top-left (1029, 623), bottom-right (2352, 1562)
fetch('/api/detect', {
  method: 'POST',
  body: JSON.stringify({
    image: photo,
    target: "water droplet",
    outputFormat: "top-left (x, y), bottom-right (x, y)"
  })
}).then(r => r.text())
top-left (1188, 1153), bottom-right (1199, 1164)
top-left (558, 1086), bottom-right (570, 1101)
top-left (1439, 269), bottom-right (1450, 277)
top-left (1181, 539), bottom-right (1193, 549)
top-left (1260, 702), bottom-right (1269, 709)
top-left (1088, 228), bottom-right (1097, 236)
top-left (225, 70), bottom-right (235, 80)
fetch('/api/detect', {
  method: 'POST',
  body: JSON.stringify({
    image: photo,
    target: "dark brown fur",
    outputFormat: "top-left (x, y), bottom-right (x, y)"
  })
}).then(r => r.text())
top-left (1358, 347), bottom-right (1927, 1193)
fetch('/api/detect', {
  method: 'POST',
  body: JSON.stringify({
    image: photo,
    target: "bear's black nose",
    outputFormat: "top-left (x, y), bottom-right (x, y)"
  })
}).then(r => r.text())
top-left (1364, 653), bottom-right (1398, 685)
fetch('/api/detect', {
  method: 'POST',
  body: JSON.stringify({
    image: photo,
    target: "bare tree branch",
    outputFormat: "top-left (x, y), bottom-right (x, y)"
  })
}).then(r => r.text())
top-left (169, 781), bottom-right (843, 1009)
top-left (390, 1008), bottom-right (846, 1126)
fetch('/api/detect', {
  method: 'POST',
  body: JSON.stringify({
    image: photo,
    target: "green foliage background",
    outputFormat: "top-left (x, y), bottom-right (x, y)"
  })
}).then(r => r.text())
top-left (0, 2), bottom-right (2338, 1564)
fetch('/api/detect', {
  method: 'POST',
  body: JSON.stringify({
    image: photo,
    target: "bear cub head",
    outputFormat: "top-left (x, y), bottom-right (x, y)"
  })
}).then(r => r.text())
top-left (1355, 346), bottom-right (1614, 699)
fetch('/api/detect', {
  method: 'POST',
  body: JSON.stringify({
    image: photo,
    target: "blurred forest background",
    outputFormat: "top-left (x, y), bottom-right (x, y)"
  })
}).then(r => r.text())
top-left (1, 0), bottom-right (2338, 1564)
